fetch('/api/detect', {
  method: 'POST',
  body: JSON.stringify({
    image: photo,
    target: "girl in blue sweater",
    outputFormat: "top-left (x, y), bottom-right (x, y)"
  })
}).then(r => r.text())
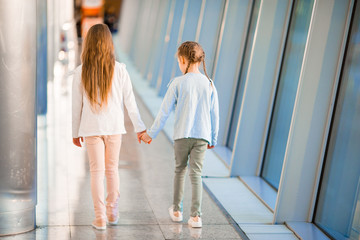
top-left (141, 41), bottom-right (219, 228)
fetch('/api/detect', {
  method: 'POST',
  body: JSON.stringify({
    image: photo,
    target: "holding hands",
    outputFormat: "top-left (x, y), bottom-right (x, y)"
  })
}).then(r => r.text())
top-left (74, 133), bottom-right (210, 147)
top-left (136, 131), bottom-right (214, 147)
top-left (141, 132), bottom-right (152, 144)
top-left (137, 130), bottom-right (152, 144)
top-left (72, 132), bottom-right (152, 148)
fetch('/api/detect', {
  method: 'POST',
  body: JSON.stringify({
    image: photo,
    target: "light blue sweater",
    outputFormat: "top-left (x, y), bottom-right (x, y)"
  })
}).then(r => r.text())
top-left (147, 72), bottom-right (219, 146)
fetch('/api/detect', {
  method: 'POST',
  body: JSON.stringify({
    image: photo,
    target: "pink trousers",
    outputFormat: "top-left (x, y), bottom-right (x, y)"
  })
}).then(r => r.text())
top-left (85, 135), bottom-right (122, 221)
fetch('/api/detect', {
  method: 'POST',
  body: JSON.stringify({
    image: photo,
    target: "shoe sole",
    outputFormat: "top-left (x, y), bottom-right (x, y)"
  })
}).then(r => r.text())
top-left (92, 224), bottom-right (106, 230)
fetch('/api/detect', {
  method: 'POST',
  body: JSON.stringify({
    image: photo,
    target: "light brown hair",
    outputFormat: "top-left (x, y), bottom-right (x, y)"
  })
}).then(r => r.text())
top-left (81, 24), bottom-right (115, 112)
top-left (177, 41), bottom-right (210, 80)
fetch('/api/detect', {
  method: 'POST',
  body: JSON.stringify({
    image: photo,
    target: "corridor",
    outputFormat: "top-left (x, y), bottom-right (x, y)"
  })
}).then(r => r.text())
top-left (1, 0), bottom-right (360, 239)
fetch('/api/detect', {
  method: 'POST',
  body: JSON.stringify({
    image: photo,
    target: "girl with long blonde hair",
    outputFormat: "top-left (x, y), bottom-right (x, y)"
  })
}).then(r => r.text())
top-left (72, 24), bottom-right (146, 230)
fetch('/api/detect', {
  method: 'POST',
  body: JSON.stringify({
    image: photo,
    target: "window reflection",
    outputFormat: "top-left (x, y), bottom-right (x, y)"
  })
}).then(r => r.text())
top-left (261, 0), bottom-right (314, 189)
top-left (227, 0), bottom-right (260, 151)
top-left (315, 2), bottom-right (360, 239)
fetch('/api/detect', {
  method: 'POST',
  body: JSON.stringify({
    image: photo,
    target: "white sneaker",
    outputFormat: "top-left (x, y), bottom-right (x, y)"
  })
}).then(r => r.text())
top-left (169, 206), bottom-right (183, 222)
top-left (188, 216), bottom-right (202, 228)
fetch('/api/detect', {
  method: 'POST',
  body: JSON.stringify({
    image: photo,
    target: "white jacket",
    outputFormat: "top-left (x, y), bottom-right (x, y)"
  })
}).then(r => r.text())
top-left (72, 62), bottom-right (146, 138)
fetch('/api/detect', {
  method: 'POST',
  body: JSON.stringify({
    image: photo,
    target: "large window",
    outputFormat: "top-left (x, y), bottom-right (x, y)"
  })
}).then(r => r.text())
top-left (261, 0), bottom-right (314, 189)
top-left (146, 2), bottom-right (172, 85)
top-left (314, 2), bottom-right (360, 239)
top-left (159, 0), bottom-right (224, 97)
top-left (197, 0), bottom-right (225, 78)
top-left (158, 0), bottom-right (185, 96)
top-left (212, 0), bottom-right (252, 149)
top-left (226, 0), bottom-right (260, 151)
top-left (173, 0), bottom-right (203, 77)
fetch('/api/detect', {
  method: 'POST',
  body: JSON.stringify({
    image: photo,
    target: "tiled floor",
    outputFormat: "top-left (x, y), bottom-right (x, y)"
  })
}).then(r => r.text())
top-left (1, 62), bottom-right (242, 239)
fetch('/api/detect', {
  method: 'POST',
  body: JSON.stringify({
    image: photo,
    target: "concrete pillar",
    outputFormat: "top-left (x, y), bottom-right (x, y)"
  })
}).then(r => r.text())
top-left (0, 0), bottom-right (37, 236)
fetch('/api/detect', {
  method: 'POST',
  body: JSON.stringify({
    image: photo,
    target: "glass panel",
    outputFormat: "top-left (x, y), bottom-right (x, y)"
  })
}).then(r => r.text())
top-left (130, 0), bottom-right (153, 68)
top-left (150, 0), bottom-right (174, 88)
top-left (227, 0), bottom-right (260, 151)
top-left (212, 0), bottom-right (251, 146)
top-left (261, 0), bottom-right (314, 189)
top-left (139, 2), bottom-right (162, 76)
top-left (197, 0), bottom-right (225, 78)
top-left (174, 0), bottom-right (203, 77)
top-left (315, 3), bottom-right (360, 239)
top-left (158, 0), bottom-right (186, 96)
top-left (145, 1), bottom-right (171, 82)
top-left (181, 0), bottom-right (202, 41)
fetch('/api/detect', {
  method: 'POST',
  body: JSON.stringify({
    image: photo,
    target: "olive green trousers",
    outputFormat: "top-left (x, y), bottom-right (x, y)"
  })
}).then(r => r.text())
top-left (173, 138), bottom-right (208, 217)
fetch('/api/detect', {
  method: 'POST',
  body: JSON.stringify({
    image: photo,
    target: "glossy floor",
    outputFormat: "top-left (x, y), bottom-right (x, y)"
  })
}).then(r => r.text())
top-left (2, 62), bottom-right (242, 240)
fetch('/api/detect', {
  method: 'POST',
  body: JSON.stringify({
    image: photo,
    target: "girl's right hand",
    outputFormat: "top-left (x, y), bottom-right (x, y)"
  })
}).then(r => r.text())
top-left (73, 137), bottom-right (83, 147)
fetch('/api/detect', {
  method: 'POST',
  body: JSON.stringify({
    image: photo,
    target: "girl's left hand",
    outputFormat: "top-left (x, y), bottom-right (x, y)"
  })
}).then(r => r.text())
top-left (73, 137), bottom-right (83, 147)
top-left (207, 144), bottom-right (214, 149)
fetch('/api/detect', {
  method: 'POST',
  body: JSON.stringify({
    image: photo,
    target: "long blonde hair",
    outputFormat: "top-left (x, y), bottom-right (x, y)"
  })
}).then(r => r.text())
top-left (81, 24), bottom-right (115, 112)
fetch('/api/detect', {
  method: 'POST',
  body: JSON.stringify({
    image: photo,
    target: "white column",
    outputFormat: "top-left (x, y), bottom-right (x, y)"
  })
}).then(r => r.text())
top-left (0, 0), bottom-right (37, 235)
